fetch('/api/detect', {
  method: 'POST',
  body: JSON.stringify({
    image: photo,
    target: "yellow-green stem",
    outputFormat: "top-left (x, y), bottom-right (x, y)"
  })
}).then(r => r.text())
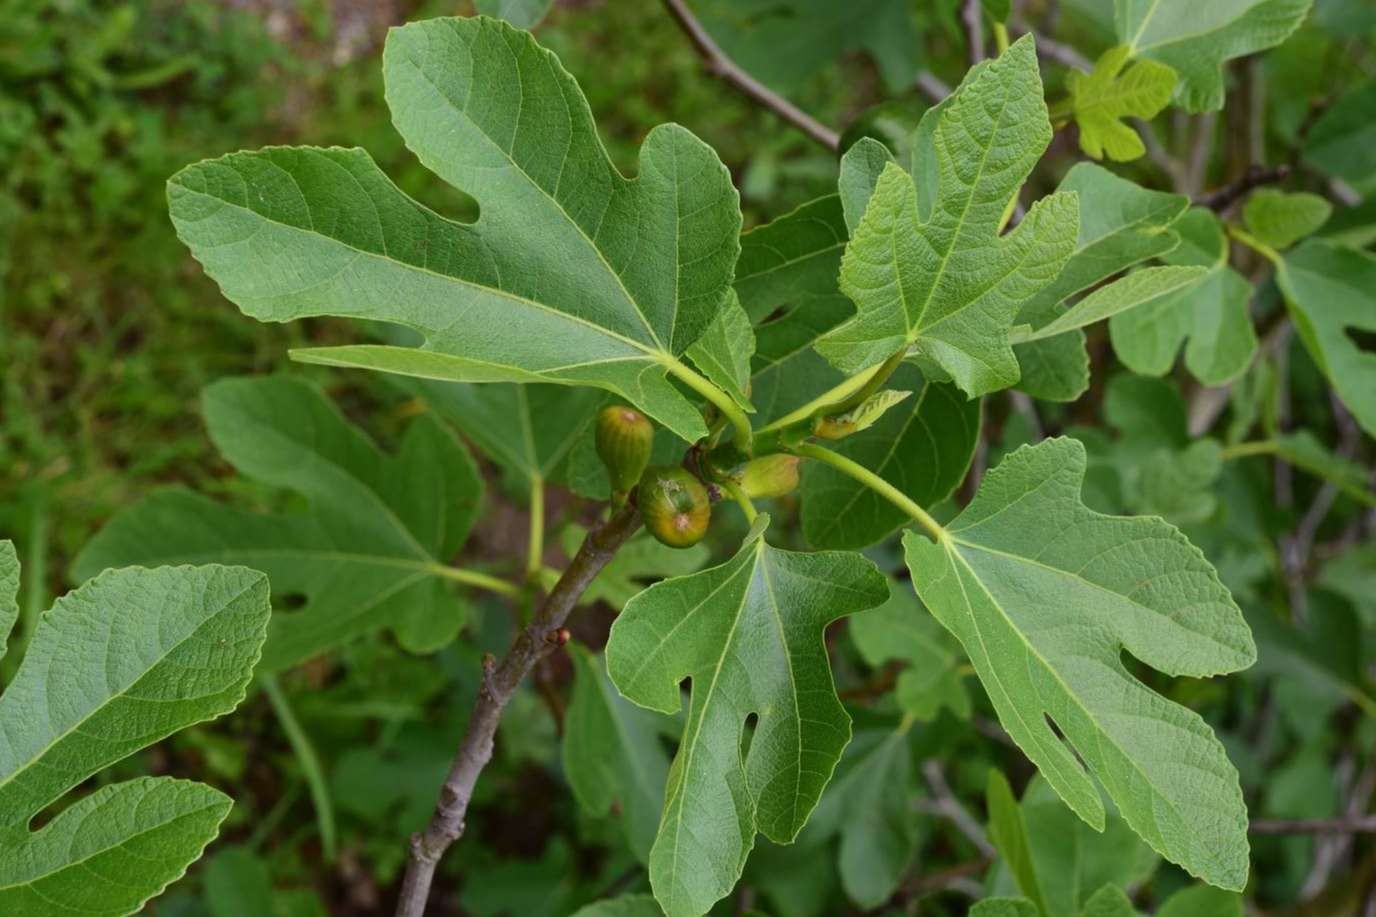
top-left (721, 479), bottom-right (758, 524)
top-left (791, 443), bottom-right (944, 541)
top-left (1219, 440), bottom-right (1278, 461)
top-left (760, 349), bottom-right (906, 435)
top-left (260, 673), bottom-right (338, 863)
top-left (1227, 225), bottom-right (1282, 266)
top-left (527, 476), bottom-right (545, 579)
top-left (993, 21), bottom-right (1010, 53)
top-left (664, 357), bottom-right (754, 453)
top-left (427, 563), bottom-right (522, 597)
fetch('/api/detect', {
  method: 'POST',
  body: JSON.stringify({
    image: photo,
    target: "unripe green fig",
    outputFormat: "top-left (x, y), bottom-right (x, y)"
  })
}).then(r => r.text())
top-left (639, 466), bottom-right (711, 548)
top-left (596, 404), bottom-right (654, 499)
top-left (738, 454), bottom-right (800, 499)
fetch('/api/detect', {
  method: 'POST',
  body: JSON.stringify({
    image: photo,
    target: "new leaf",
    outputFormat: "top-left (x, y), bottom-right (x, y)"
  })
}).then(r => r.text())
top-left (606, 519), bottom-right (887, 917)
top-left (818, 36), bottom-right (1079, 398)
top-left (1065, 46), bottom-right (1177, 162)
top-left (904, 438), bottom-right (1256, 890)
top-left (167, 17), bottom-right (742, 442)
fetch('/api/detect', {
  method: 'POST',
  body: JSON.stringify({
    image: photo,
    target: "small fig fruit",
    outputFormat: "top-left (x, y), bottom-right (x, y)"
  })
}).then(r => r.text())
top-left (639, 466), bottom-right (711, 548)
top-left (738, 454), bottom-right (801, 499)
top-left (596, 404), bottom-right (654, 500)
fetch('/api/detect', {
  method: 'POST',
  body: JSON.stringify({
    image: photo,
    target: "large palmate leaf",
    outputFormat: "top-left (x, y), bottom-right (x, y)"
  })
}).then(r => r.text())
top-left (818, 37), bottom-right (1079, 398)
top-left (1109, 208), bottom-right (1256, 386)
top-left (0, 560), bottom-right (270, 916)
top-left (1014, 163), bottom-right (1188, 401)
top-left (606, 519), bottom-right (888, 917)
top-left (1116, 0), bottom-right (1313, 112)
top-left (800, 364), bottom-right (979, 550)
top-left (1275, 240), bottom-right (1376, 438)
top-left (904, 437), bottom-right (1256, 890)
top-left (75, 376), bottom-right (484, 669)
top-left (168, 17), bottom-right (742, 442)
top-left (1064, 45), bottom-right (1177, 162)
top-left (563, 647), bottom-right (671, 862)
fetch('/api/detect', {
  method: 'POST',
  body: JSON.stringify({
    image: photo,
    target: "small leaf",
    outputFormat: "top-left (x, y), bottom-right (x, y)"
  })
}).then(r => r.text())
top-left (838, 137), bottom-right (894, 232)
top-left (802, 725), bottom-right (919, 908)
top-left (1275, 240), bottom-right (1376, 438)
top-left (686, 290), bottom-right (755, 411)
top-left (996, 775), bottom-right (1159, 916)
top-left (1013, 163), bottom-right (1188, 401)
top-left (1243, 188), bottom-right (1332, 249)
top-left (819, 37), bottom-right (1080, 398)
top-left (1157, 884), bottom-right (1243, 917)
top-left (1078, 884), bottom-right (1139, 917)
top-left (986, 771), bottom-right (1047, 915)
top-left (563, 647), bottom-right (671, 862)
top-left (1117, 0), bottom-right (1314, 112)
top-left (606, 518), bottom-right (888, 917)
top-left (168, 18), bottom-right (743, 442)
top-left (814, 389), bottom-right (912, 439)
top-left (801, 365), bottom-right (980, 550)
top-left (905, 438), bottom-right (1255, 890)
top-left (75, 377), bottom-right (485, 669)
top-left (0, 563), bottom-right (270, 915)
top-left (1302, 77), bottom-right (1376, 189)
top-left (850, 584), bottom-right (970, 721)
top-left (1271, 431), bottom-right (1376, 507)
top-left (474, 0), bottom-right (553, 28)
top-left (1109, 208), bottom-right (1257, 386)
top-left (1065, 45), bottom-right (1177, 161)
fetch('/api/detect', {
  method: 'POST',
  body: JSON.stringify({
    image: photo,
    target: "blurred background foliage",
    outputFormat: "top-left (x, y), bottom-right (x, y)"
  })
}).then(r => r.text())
top-left (2, 1), bottom-right (1375, 915)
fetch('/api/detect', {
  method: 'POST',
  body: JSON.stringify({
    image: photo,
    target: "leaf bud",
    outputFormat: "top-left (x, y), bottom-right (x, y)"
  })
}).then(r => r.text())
top-left (596, 404), bottom-right (654, 498)
top-left (737, 454), bottom-right (801, 499)
top-left (639, 466), bottom-right (711, 548)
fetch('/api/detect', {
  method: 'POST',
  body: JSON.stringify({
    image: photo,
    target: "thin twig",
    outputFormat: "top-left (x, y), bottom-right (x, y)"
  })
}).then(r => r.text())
top-left (394, 503), bottom-right (642, 917)
top-left (1184, 111), bottom-right (1219, 196)
top-left (915, 71), bottom-right (951, 103)
top-left (1194, 164), bottom-right (1292, 212)
top-left (1251, 815), bottom-right (1376, 835)
top-left (1135, 117), bottom-right (1185, 189)
top-left (962, 0), bottom-right (985, 66)
top-left (920, 761), bottom-right (995, 856)
top-left (1022, 29), bottom-right (1091, 70)
top-left (660, 0), bottom-right (840, 150)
